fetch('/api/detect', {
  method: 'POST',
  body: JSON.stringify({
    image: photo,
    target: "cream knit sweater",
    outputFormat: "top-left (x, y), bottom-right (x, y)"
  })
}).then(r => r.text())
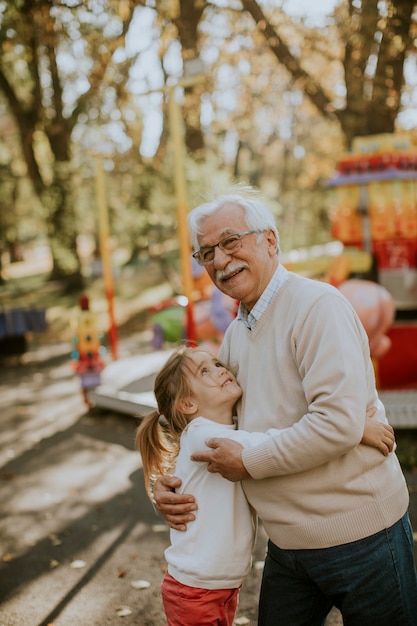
top-left (218, 268), bottom-right (409, 550)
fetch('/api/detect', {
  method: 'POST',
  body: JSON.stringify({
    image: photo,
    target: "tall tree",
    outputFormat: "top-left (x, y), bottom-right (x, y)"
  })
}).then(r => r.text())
top-left (154, 0), bottom-right (207, 153)
top-left (156, 0), bottom-right (416, 150)
top-left (240, 0), bottom-right (416, 147)
top-left (0, 0), bottom-right (136, 287)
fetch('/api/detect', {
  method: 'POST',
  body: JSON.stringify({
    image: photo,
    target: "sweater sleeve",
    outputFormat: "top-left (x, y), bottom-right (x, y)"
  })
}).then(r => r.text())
top-left (242, 293), bottom-right (372, 480)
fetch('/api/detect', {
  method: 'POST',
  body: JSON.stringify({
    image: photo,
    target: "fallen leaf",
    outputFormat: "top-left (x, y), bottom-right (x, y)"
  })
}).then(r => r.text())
top-left (234, 617), bottom-right (250, 625)
top-left (116, 606), bottom-right (132, 617)
top-left (117, 570), bottom-right (127, 578)
top-left (2, 553), bottom-right (16, 563)
top-left (49, 559), bottom-right (60, 569)
top-left (131, 579), bottom-right (151, 590)
top-left (70, 559), bottom-right (86, 569)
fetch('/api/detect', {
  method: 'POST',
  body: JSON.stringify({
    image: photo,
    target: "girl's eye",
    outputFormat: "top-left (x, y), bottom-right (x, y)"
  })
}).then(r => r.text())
top-left (201, 367), bottom-right (209, 375)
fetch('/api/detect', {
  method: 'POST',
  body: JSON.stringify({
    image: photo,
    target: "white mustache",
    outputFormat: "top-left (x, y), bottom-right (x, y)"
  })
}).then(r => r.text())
top-left (215, 261), bottom-right (249, 281)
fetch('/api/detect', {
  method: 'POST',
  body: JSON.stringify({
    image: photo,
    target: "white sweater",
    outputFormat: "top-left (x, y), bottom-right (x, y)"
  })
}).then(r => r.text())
top-left (165, 417), bottom-right (280, 589)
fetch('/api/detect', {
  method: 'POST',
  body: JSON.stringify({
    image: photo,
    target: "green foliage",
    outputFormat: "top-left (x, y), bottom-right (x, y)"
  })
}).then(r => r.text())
top-left (0, 0), bottom-right (416, 288)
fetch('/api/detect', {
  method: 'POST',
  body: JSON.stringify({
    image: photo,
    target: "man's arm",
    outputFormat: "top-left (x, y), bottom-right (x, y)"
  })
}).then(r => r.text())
top-left (152, 426), bottom-right (259, 524)
top-left (190, 415), bottom-right (395, 481)
top-left (153, 475), bottom-right (198, 531)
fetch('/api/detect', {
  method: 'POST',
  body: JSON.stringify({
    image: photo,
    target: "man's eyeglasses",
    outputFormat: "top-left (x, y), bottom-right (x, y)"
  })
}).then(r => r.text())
top-left (192, 230), bottom-right (264, 266)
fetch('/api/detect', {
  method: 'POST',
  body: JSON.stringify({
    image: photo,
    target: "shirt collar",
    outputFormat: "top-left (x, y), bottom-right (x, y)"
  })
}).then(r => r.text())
top-left (237, 263), bottom-right (289, 330)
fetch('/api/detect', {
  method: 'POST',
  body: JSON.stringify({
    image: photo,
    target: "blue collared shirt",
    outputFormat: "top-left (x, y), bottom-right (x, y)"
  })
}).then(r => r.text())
top-left (237, 263), bottom-right (289, 330)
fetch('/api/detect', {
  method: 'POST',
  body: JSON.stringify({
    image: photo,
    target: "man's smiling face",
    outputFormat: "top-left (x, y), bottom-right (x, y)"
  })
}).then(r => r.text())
top-left (197, 203), bottom-right (278, 311)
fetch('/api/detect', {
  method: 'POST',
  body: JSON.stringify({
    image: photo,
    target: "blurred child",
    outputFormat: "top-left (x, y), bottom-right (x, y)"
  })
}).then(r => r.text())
top-left (136, 347), bottom-right (394, 626)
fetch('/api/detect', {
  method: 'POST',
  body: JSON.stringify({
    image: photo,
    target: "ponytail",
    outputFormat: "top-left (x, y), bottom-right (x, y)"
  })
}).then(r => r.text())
top-left (135, 410), bottom-right (178, 500)
top-left (135, 346), bottom-right (204, 500)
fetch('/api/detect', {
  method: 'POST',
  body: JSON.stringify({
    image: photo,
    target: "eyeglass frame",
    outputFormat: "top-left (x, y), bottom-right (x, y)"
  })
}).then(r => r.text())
top-left (192, 230), bottom-right (264, 266)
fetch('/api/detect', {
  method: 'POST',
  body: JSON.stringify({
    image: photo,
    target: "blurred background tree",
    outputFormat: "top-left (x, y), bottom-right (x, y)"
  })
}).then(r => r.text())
top-left (0, 0), bottom-right (138, 288)
top-left (0, 0), bottom-right (416, 291)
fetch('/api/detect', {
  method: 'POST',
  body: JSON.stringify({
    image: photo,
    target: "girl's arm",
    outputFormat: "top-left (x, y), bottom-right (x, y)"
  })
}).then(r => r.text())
top-left (361, 417), bottom-right (395, 456)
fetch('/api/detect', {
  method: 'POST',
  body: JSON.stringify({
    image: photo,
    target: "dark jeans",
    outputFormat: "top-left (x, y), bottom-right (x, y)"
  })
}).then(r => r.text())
top-left (258, 512), bottom-right (417, 626)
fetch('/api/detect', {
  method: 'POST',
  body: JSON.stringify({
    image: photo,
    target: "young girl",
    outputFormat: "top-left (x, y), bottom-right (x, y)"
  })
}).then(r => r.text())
top-left (135, 347), bottom-right (395, 626)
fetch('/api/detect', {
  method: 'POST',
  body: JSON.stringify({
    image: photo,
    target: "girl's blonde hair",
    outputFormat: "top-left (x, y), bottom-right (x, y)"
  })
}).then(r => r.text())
top-left (135, 346), bottom-right (204, 499)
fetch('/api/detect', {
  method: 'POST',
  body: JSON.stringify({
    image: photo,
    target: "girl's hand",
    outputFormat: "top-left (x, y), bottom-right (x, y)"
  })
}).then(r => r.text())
top-left (362, 418), bottom-right (395, 456)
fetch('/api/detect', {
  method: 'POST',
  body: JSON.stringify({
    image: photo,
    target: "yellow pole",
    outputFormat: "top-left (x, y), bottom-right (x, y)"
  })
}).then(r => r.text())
top-left (168, 86), bottom-right (196, 343)
top-left (95, 159), bottom-right (118, 360)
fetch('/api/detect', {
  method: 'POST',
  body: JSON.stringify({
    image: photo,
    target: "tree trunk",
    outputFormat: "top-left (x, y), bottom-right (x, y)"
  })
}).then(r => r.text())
top-left (367, 0), bottom-right (415, 135)
top-left (173, 0), bottom-right (207, 153)
top-left (42, 162), bottom-right (83, 289)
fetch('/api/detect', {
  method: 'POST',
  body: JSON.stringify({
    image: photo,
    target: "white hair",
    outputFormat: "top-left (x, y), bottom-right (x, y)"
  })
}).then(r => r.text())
top-left (188, 184), bottom-right (280, 252)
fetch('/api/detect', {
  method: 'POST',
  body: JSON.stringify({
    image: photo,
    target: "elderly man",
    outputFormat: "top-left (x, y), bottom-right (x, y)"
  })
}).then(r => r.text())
top-left (154, 186), bottom-right (417, 625)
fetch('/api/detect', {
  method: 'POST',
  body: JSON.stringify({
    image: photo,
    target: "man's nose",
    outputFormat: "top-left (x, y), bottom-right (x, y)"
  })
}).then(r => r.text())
top-left (212, 245), bottom-right (231, 268)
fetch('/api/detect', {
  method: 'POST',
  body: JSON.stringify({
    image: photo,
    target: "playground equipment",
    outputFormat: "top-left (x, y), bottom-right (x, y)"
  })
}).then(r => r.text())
top-left (149, 291), bottom-right (237, 352)
top-left (0, 307), bottom-right (47, 356)
top-left (328, 133), bottom-right (417, 390)
top-left (328, 133), bottom-right (417, 310)
top-left (71, 294), bottom-right (106, 405)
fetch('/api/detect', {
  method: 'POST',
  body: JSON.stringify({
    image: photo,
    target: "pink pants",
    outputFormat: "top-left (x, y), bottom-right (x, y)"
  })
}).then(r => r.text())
top-left (161, 572), bottom-right (240, 626)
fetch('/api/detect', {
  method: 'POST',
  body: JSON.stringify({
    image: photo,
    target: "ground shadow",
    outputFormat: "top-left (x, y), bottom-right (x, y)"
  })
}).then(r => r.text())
top-left (0, 410), bottom-right (160, 609)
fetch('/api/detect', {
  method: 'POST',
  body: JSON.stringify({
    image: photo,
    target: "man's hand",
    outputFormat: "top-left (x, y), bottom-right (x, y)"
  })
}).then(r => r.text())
top-left (191, 438), bottom-right (250, 482)
top-left (153, 475), bottom-right (197, 531)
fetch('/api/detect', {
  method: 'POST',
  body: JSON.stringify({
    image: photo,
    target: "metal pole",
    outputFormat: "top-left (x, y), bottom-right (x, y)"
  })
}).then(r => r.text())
top-left (95, 159), bottom-right (119, 360)
top-left (168, 86), bottom-right (197, 344)
top-left (357, 185), bottom-right (372, 255)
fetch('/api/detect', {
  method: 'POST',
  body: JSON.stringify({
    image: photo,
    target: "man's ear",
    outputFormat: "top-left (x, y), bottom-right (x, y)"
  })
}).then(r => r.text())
top-left (177, 397), bottom-right (198, 415)
top-left (266, 228), bottom-right (278, 254)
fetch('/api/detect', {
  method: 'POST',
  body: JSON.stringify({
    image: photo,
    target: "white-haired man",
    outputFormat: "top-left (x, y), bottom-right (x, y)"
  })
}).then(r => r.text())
top-left (154, 186), bottom-right (417, 625)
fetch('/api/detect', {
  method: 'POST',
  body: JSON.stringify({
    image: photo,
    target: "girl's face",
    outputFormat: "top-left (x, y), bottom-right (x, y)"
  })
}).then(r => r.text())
top-left (185, 351), bottom-right (242, 423)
